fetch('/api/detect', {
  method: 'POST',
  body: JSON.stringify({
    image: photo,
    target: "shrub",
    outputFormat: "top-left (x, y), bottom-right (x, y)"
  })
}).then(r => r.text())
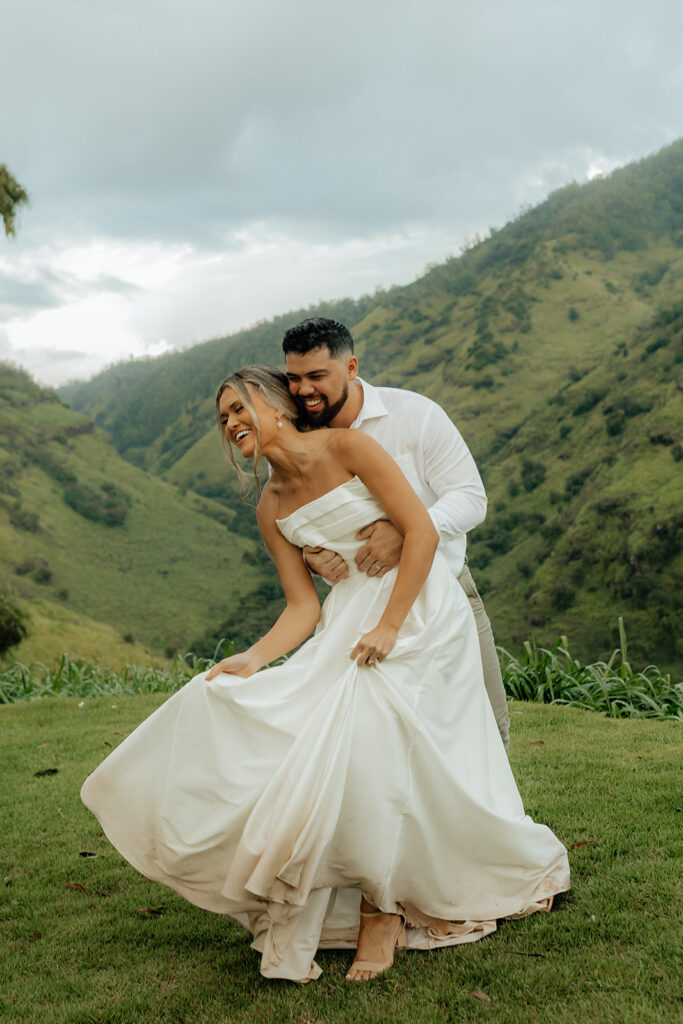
top-left (648, 517), bottom-right (682, 566)
top-left (63, 481), bottom-right (131, 526)
top-left (568, 306), bottom-right (580, 322)
top-left (633, 264), bottom-right (668, 292)
top-left (521, 458), bottom-right (547, 492)
top-left (603, 395), bottom-right (653, 435)
top-left (0, 476), bottom-right (20, 498)
top-left (565, 468), bottom-right (592, 496)
top-left (30, 449), bottom-right (77, 485)
top-left (63, 484), bottom-right (101, 522)
top-left (466, 336), bottom-right (507, 371)
top-left (619, 395), bottom-right (653, 417)
top-left (14, 557), bottom-right (52, 584)
top-left (0, 590), bottom-right (30, 656)
top-left (406, 308), bottom-right (428, 324)
top-left (572, 389), bottom-right (606, 416)
top-left (9, 506), bottom-right (40, 532)
top-left (648, 432), bottom-right (675, 447)
top-left (540, 521), bottom-right (564, 542)
top-left (33, 565), bottom-right (52, 584)
top-left (550, 583), bottom-right (576, 611)
top-left (605, 411), bottom-right (626, 436)
top-left (641, 335), bottom-right (669, 360)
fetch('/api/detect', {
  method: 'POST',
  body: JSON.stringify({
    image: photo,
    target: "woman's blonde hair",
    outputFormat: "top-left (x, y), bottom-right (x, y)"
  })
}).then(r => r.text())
top-left (215, 364), bottom-right (299, 495)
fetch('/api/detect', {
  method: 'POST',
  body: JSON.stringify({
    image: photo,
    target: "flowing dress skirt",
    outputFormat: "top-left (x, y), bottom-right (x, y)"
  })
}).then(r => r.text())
top-left (82, 478), bottom-right (570, 981)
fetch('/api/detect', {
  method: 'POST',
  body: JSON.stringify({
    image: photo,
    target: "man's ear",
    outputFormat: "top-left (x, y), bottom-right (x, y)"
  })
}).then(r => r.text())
top-left (346, 355), bottom-right (359, 380)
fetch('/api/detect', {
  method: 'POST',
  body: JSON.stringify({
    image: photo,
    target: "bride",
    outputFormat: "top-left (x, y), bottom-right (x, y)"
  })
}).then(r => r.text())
top-left (81, 365), bottom-right (570, 984)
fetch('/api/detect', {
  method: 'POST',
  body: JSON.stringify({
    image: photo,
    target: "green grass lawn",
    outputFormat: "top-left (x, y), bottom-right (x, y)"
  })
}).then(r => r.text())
top-left (1, 697), bottom-right (680, 1024)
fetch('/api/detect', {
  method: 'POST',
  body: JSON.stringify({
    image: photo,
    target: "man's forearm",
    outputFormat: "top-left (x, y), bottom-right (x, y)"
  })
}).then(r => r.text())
top-left (427, 487), bottom-right (487, 543)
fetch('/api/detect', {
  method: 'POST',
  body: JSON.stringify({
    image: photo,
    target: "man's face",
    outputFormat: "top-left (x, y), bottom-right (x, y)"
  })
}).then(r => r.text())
top-left (285, 346), bottom-right (357, 427)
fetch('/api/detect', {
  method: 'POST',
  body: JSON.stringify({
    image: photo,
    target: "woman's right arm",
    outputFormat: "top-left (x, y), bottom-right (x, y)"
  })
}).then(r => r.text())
top-left (206, 490), bottom-right (321, 680)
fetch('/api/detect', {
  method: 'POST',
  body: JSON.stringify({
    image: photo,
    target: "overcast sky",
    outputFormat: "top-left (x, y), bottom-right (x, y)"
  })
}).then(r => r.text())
top-left (1, 0), bottom-right (682, 386)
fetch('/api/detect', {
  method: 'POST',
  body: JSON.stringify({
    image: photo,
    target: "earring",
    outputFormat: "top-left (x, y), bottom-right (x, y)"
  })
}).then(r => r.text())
top-left (276, 417), bottom-right (283, 430)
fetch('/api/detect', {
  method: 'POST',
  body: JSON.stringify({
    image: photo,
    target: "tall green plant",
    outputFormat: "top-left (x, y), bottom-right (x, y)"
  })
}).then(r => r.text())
top-left (0, 640), bottom-right (234, 703)
top-left (499, 619), bottom-right (681, 720)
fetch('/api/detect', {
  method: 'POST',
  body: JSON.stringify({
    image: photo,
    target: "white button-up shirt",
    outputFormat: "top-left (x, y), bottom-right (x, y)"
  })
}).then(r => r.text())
top-left (350, 379), bottom-right (487, 577)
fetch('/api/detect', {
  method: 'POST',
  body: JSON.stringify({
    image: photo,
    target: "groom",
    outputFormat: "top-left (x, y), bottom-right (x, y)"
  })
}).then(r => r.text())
top-left (282, 316), bottom-right (510, 752)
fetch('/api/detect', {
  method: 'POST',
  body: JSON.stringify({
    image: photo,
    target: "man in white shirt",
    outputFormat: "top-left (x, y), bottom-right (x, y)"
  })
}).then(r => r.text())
top-left (283, 317), bottom-right (510, 751)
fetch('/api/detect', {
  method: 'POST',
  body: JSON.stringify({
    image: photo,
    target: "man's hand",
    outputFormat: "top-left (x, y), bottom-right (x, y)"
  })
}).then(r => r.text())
top-left (354, 520), bottom-right (404, 577)
top-left (303, 545), bottom-right (349, 582)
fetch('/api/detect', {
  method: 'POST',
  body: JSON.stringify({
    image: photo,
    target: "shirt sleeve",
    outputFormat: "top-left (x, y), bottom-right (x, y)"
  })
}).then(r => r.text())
top-left (420, 402), bottom-right (487, 542)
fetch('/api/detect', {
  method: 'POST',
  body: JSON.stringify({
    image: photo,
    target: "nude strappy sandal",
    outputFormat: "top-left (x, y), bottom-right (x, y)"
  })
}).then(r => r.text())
top-left (345, 909), bottom-right (407, 981)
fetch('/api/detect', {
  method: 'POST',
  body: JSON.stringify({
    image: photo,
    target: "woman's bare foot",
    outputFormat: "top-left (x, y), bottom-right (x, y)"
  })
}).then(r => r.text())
top-left (345, 898), bottom-right (406, 982)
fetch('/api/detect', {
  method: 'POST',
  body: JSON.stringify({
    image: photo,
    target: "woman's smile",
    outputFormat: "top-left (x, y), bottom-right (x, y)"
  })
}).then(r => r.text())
top-left (218, 385), bottom-right (260, 456)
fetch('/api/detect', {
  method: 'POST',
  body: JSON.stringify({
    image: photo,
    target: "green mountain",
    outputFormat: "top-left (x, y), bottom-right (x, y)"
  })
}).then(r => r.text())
top-left (0, 364), bottom-right (279, 665)
top-left (61, 141), bottom-right (683, 675)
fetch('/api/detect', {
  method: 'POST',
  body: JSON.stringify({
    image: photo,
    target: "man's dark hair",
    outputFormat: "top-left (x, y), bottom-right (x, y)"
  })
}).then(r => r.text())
top-left (282, 317), bottom-right (354, 359)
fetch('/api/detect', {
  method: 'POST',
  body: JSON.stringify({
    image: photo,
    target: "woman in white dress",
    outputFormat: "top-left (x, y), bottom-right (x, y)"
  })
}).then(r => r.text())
top-left (81, 366), bottom-right (570, 984)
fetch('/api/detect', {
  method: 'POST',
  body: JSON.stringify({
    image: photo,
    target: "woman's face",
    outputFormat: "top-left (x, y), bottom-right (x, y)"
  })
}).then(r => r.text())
top-left (218, 385), bottom-right (258, 458)
top-left (218, 384), bottom-right (276, 459)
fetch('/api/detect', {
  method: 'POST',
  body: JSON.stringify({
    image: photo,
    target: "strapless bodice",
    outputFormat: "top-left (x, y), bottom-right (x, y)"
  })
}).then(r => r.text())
top-left (276, 476), bottom-right (386, 565)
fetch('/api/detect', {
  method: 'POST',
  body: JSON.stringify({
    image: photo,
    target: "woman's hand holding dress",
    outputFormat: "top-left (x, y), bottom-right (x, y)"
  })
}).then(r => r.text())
top-left (206, 651), bottom-right (262, 680)
top-left (351, 623), bottom-right (399, 666)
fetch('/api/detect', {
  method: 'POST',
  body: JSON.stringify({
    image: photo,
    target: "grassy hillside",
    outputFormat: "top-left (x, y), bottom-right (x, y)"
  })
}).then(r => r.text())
top-left (59, 294), bottom-right (377, 470)
top-left (59, 141), bottom-right (683, 674)
top-left (0, 365), bottom-right (276, 665)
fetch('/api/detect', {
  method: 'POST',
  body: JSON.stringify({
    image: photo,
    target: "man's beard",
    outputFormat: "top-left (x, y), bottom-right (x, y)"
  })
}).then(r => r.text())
top-left (296, 383), bottom-right (349, 428)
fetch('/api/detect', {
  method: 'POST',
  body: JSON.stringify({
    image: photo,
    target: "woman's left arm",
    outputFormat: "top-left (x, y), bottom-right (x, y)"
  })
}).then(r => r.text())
top-left (206, 489), bottom-right (321, 679)
top-left (335, 431), bottom-right (439, 666)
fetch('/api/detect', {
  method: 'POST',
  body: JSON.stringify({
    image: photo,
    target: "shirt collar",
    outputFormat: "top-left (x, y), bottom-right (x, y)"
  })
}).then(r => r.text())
top-left (350, 377), bottom-right (388, 429)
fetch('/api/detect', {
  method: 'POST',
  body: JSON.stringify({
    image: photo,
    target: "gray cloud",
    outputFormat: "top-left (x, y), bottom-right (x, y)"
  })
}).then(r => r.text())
top-left (89, 275), bottom-right (143, 296)
top-left (0, 265), bottom-right (142, 320)
top-left (2, 0), bottom-right (683, 388)
top-left (0, 326), bottom-right (85, 364)
top-left (0, 272), bottom-right (61, 312)
top-left (36, 347), bottom-right (89, 364)
top-left (0, 334), bottom-right (95, 381)
top-left (2, 0), bottom-right (682, 248)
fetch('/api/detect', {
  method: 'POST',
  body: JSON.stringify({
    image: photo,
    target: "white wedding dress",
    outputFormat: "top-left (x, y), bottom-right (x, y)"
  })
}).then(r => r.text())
top-left (81, 477), bottom-right (570, 981)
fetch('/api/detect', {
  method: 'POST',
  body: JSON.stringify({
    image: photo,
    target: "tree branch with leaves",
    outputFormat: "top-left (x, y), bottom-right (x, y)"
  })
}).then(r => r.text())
top-left (0, 164), bottom-right (29, 237)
